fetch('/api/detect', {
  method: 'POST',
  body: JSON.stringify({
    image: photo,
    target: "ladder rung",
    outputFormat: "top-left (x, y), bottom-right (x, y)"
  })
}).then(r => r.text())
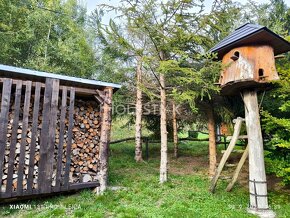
top-left (220, 176), bottom-right (231, 180)
top-left (221, 149), bottom-right (245, 154)
top-left (226, 135), bottom-right (248, 140)
top-left (225, 164), bottom-right (237, 167)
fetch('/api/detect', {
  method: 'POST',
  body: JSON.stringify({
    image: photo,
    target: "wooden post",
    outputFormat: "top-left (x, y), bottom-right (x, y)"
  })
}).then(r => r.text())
top-left (243, 90), bottom-right (275, 217)
top-left (97, 87), bottom-right (113, 194)
top-left (38, 78), bottom-right (53, 193)
top-left (172, 101), bottom-right (178, 158)
top-left (145, 138), bottom-right (149, 160)
top-left (223, 136), bottom-right (227, 150)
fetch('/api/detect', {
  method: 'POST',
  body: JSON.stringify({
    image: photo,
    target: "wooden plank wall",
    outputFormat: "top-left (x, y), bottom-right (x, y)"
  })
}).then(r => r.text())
top-left (0, 77), bottom-right (83, 199)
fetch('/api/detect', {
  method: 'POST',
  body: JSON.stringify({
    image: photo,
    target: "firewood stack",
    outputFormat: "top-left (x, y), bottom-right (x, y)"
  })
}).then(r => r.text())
top-left (70, 99), bottom-right (101, 183)
top-left (1, 92), bottom-right (101, 193)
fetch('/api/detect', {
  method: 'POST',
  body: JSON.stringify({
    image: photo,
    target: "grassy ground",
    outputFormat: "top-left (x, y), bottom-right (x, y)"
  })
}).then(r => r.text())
top-left (1, 121), bottom-right (290, 217)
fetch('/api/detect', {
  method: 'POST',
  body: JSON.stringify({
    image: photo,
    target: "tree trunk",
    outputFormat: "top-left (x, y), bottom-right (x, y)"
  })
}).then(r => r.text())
top-left (159, 73), bottom-right (168, 183)
top-left (243, 90), bottom-right (271, 213)
top-left (207, 104), bottom-right (217, 177)
top-left (135, 57), bottom-right (143, 162)
top-left (172, 101), bottom-right (178, 158)
top-left (97, 87), bottom-right (113, 194)
top-left (44, 18), bottom-right (52, 62)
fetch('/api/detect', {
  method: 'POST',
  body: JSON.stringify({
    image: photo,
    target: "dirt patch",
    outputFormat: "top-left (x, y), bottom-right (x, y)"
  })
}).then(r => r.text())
top-left (237, 161), bottom-right (290, 193)
top-left (169, 155), bottom-right (208, 175)
top-left (168, 153), bottom-right (290, 194)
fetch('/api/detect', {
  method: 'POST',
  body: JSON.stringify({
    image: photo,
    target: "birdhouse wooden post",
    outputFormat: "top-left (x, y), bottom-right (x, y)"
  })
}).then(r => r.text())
top-left (210, 23), bottom-right (290, 217)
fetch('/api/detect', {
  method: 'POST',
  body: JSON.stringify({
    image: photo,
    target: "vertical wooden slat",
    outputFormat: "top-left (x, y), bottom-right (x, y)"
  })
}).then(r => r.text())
top-left (26, 82), bottom-right (41, 194)
top-left (45, 79), bottom-right (59, 192)
top-left (5, 80), bottom-right (22, 196)
top-left (0, 79), bottom-right (12, 197)
top-left (17, 81), bottom-right (32, 195)
top-left (38, 78), bottom-right (53, 194)
top-left (63, 87), bottom-right (75, 190)
top-left (55, 87), bottom-right (67, 191)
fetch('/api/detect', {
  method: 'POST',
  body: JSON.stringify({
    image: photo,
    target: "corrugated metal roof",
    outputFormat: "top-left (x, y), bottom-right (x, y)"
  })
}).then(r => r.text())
top-left (0, 64), bottom-right (121, 90)
top-left (209, 23), bottom-right (290, 60)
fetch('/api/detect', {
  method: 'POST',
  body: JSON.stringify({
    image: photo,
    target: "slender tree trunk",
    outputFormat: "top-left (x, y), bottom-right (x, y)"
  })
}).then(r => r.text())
top-left (207, 104), bottom-right (217, 177)
top-left (44, 18), bottom-right (52, 63)
top-left (172, 101), bottom-right (178, 158)
top-left (159, 73), bottom-right (168, 183)
top-left (135, 57), bottom-right (143, 162)
top-left (97, 87), bottom-right (113, 194)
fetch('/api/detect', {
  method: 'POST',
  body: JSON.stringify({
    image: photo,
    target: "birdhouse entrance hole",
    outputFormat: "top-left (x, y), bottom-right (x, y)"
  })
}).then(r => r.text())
top-left (234, 51), bottom-right (240, 58)
top-left (230, 51), bottom-right (240, 61)
top-left (258, 68), bottom-right (264, 77)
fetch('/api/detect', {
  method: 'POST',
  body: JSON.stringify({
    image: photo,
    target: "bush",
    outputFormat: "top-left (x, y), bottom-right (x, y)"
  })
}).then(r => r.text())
top-left (261, 53), bottom-right (290, 186)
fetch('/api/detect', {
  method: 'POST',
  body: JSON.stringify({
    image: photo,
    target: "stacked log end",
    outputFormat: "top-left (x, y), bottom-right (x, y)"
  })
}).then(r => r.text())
top-left (70, 100), bottom-right (101, 183)
top-left (1, 91), bottom-right (101, 193)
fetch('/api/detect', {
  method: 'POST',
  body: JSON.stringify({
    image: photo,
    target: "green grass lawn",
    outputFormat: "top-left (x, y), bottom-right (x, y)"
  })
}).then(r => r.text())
top-left (1, 121), bottom-right (290, 218)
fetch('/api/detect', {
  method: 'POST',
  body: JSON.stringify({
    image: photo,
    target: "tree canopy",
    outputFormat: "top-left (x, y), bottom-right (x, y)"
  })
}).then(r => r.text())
top-left (0, 0), bottom-right (96, 77)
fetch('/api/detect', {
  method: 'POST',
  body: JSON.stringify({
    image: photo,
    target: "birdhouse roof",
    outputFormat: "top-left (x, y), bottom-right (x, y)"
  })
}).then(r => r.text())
top-left (209, 23), bottom-right (290, 60)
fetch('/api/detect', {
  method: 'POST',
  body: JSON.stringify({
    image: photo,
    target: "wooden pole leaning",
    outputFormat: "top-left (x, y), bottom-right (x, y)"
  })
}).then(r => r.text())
top-left (226, 145), bottom-right (249, 192)
top-left (209, 117), bottom-right (244, 193)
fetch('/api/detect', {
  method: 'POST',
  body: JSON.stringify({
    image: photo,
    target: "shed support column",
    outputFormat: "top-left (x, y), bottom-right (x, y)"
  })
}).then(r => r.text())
top-left (243, 90), bottom-right (275, 217)
top-left (98, 87), bottom-right (113, 194)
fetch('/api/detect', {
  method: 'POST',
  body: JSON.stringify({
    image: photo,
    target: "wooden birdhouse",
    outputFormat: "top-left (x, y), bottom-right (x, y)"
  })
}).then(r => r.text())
top-left (209, 24), bottom-right (290, 217)
top-left (210, 23), bottom-right (290, 95)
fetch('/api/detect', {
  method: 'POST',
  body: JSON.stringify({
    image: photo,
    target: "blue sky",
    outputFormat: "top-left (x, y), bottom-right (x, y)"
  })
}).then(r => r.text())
top-left (84, 0), bottom-right (120, 15)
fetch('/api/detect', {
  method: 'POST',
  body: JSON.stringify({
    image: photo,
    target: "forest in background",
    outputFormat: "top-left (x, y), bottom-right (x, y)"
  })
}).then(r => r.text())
top-left (0, 0), bottom-right (290, 185)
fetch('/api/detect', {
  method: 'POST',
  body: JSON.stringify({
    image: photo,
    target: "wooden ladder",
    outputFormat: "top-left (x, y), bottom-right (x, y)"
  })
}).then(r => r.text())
top-left (209, 117), bottom-right (249, 193)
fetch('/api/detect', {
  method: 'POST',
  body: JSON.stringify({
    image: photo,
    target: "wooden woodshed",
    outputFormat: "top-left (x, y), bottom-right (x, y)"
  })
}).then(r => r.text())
top-left (0, 64), bottom-right (120, 201)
